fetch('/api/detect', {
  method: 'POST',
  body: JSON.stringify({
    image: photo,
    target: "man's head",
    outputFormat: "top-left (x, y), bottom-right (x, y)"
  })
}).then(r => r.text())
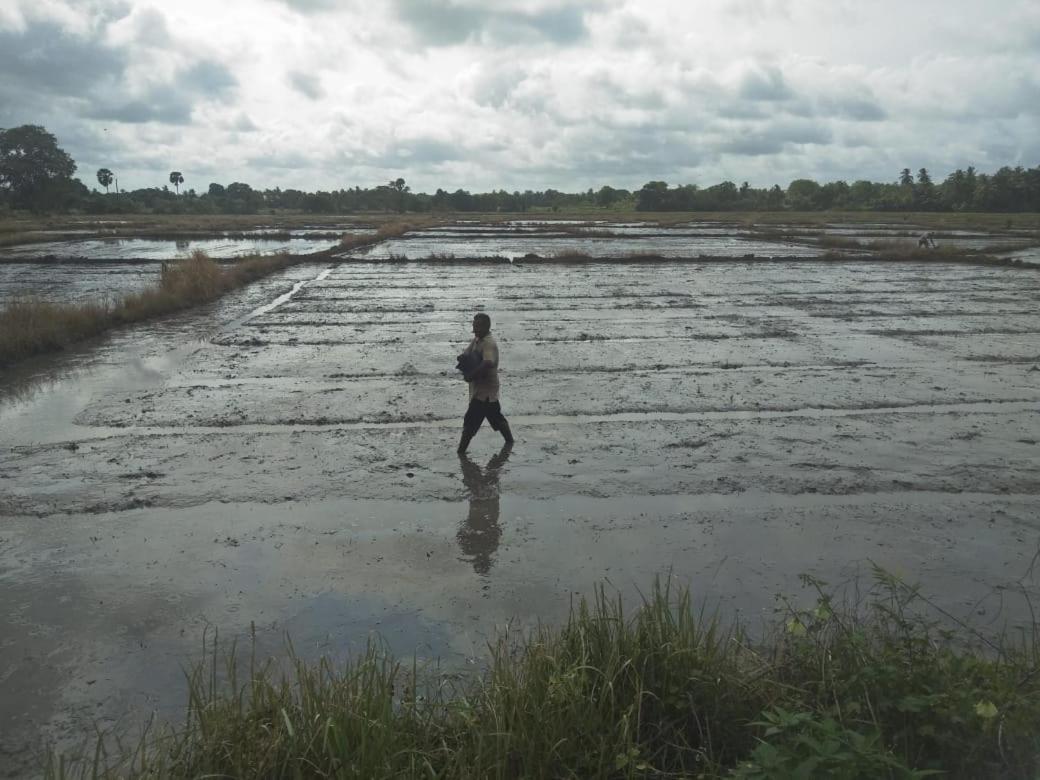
top-left (472, 313), bottom-right (491, 338)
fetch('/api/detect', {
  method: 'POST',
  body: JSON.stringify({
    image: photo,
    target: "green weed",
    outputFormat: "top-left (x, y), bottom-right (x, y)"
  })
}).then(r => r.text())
top-left (47, 571), bottom-right (1040, 778)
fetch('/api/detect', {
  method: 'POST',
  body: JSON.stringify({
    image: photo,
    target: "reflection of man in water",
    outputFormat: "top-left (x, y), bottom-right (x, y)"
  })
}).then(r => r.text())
top-left (458, 313), bottom-right (514, 454)
top-left (457, 444), bottom-right (512, 575)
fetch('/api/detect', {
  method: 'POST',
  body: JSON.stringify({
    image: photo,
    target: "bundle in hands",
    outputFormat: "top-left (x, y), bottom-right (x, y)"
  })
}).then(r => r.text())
top-left (456, 350), bottom-right (482, 380)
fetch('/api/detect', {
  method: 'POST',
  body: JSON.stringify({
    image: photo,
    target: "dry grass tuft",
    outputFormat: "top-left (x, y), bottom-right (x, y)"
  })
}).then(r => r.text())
top-left (0, 297), bottom-right (112, 362)
top-left (0, 251), bottom-right (302, 367)
top-left (339, 218), bottom-right (435, 250)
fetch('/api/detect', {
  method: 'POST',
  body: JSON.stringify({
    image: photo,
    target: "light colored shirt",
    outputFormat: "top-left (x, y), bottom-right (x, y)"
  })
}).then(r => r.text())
top-left (464, 333), bottom-right (500, 402)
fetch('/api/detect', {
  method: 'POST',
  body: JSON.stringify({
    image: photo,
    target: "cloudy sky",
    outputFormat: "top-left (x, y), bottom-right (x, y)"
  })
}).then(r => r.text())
top-left (2, 0), bottom-right (1038, 194)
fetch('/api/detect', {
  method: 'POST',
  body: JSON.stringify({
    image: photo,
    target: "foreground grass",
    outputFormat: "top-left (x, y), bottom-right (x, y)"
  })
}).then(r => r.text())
top-left (51, 571), bottom-right (1040, 779)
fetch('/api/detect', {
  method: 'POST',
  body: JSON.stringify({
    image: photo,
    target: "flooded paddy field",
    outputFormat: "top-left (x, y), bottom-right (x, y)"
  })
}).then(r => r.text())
top-left (2, 223), bottom-right (1040, 772)
top-left (0, 237), bottom-right (347, 304)
top-left (0, 262), bottom-right (161, 304)
top-left (2, 216), bottom-right (1035, 306)
top-left (0, 235), bottom-right (343, 262)
top-left (345, 217), bottom-right (1037, 260)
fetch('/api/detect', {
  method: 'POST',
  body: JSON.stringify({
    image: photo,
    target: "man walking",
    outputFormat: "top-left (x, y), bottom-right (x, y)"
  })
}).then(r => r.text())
top-left (458, 312), bottom-right (514, 454)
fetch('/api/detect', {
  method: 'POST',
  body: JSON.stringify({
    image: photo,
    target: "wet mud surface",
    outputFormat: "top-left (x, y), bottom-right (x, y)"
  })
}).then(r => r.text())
top-left (0, 236), bottom-right (341, 262)
top-left (0, 262), bottom-right (163, 304)
top-left (348, 234), bottom-right (830, 259)
top-left (0, 236), bottom-right (342, 304)
top-left (2, 250), bottom-right (1040, 774)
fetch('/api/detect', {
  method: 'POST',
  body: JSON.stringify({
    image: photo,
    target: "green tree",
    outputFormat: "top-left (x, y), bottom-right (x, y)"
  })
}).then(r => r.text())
top-left (0, 124), bottom-right (77, 210)
top-left (819, 180), bottom-right (850, 209)
top-left (169, 171), bottom-right (184, 194)
top-left (225, 181), bottom-right (262, 213)
top-left (96, 168), bottom-right (114, 194)
top-left (596, 185), bottom-right (620, 207)
top-left (848, 180), bottom-right (878, 208)
top-left (913, 167), bottom-right (938, 209)
top-left (635, 181), bottom-right (669, 211)
top-left (389, 177), bottom-right (409, 212)
top-left (899, 168), bottom-right (914, 187)
top-left (786, 179), bottom-right (822, 210)
top-left (942, 165), bottom-right (979, 211)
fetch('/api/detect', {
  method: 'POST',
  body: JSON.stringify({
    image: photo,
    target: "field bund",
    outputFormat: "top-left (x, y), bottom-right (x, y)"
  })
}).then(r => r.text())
top-left (1, 245), bottom-right (1040, 771)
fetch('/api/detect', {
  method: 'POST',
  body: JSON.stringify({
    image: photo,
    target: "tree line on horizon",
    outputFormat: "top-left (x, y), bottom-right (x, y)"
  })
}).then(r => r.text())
top-left (2, 124), bottom-right (1039, 215)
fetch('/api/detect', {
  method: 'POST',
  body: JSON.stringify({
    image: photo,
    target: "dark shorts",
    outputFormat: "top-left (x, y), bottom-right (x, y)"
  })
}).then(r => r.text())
top-left (463, 398), bottom-right (507, 435)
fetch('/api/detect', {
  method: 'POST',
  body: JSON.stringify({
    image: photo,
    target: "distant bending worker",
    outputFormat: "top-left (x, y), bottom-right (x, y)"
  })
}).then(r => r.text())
top-left (457, 312), bottom-right (514, 454)
top-left (918, 231), bottom-right (937, 248)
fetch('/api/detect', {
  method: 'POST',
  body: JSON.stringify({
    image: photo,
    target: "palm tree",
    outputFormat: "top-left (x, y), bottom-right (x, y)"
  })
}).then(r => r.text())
top-left (389, 177), bottom-right (409, 213)
top-left (169, 171), bottom-right (184, 194)
top-left (97, 168), bottom-right (114, 194)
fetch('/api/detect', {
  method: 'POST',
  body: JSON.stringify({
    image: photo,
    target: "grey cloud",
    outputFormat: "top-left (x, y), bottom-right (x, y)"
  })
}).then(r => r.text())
top-left (1006, 75), bottom-right (1040, 117)
top-left (233, 113), bottom-right (259, 131)
top-left (80, 59), bottom-right (235, 125)
top-left (1028, 26), bottom-right (1040, 51)
top-left (506, 5), bottom-right (587, 43)
top-left (95, 1), bottom-right (135, 26)
top-left (717, 102), bottom-right (770, 120)
top-left (720, 121), bottom-right (832, 156)
top-left (471, 67), bottom-right (521, 108)
top-left (289, 71), bottom-right (324, 99)
top-left (180, 61), bottom-right (237, 95)
top-left (588, 72), bottom-right (666, 110)
top-left (393, 1), bottom-right (490, 45)
top-left (738, 66), bottom-right (793, 101)
top-left (523, 125), bottom-right (708, 183)
top-left (823, 93), bottom-right (886, 121)
top-left (247, 151), bottom-right (314, 169)
top-left (719, 133), bottom-right (784, 156)
top-left (393, 0), bottom-right (590, 46)
top-left (610, 12), bottom-right (652, 47)
top-left (134, 8), bottom-right (172, 47)
top-left (338, 136), bottom-right (462, 173)
top-left (84, 92), bottom-right (194, 125)
top-left (32, 120), bottom-right (122, 173)
top-left (379, 138), bottom-right (460, 165)
top-left (0, 21), bottom-right (128, 96)
top-left (724, 0), bottom-right (792, 22)
top-left (274, 0), bottom-right (341, 12)
top-left (981, 138), bottom-right (1020, 162)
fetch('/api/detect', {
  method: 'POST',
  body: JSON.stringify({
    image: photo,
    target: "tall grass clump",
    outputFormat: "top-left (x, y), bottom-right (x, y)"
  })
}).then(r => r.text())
top-left (0, 296), bottom-right (112, 363)
top-left (116, 251), bottom-right (226, 321)
top-left (48, 571), bottom-right (1040, 778)
top-left (339, 218), bottom-right (433, 251)
top-left (0, 251), bottom-right (296, 366)
top-left (459, 584), bottom-right (760, 777)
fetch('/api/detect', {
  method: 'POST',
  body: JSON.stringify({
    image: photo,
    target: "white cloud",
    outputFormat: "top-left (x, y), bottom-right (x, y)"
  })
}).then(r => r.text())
top-left (3, 0), bottom-right (1037, 192)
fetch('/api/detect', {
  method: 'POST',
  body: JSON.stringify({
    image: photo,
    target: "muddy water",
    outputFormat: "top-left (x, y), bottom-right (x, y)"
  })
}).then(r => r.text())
top-left (2, 257), bottom-right (1040, 773)
top-left (345, 219), bottom-right (1036, 258)
top-left (0, 238), bottom-right (342, 305)
top-left (343, 235), bottom-right (827, 259)
top-left (0, 236), bottom-right (341, 262)
top-left (0, 262), bottom-right (162, 304)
